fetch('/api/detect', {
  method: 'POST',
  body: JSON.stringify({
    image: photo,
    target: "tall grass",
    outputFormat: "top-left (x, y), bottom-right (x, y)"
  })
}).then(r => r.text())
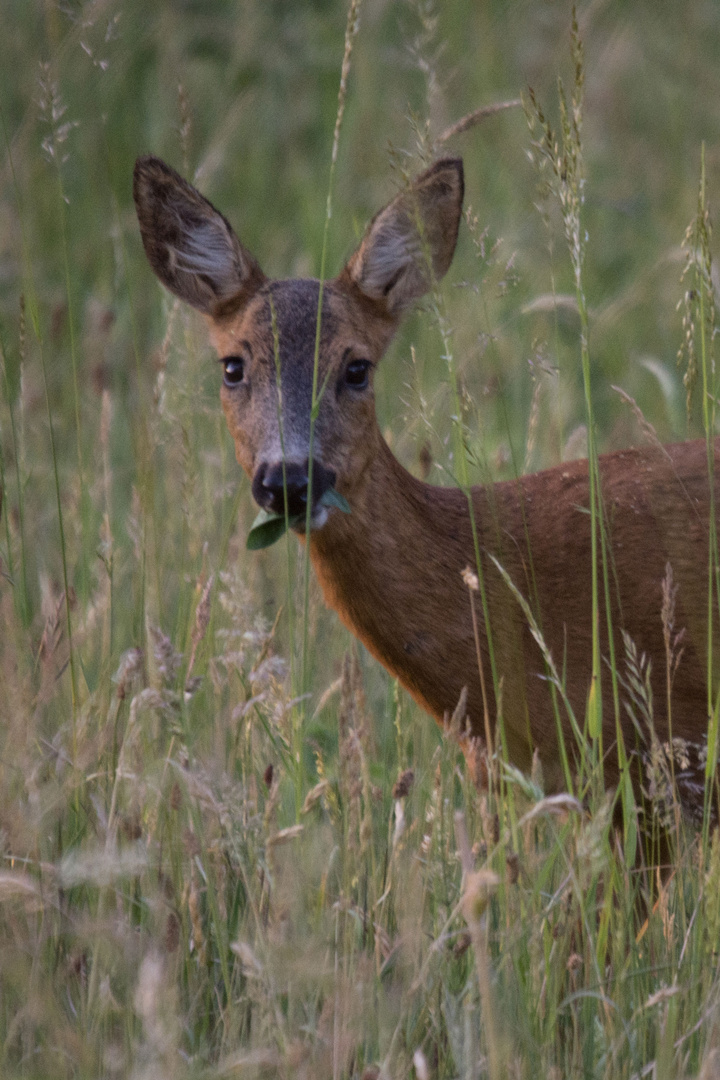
top-left (2, 0), bottom-right (720, 1077)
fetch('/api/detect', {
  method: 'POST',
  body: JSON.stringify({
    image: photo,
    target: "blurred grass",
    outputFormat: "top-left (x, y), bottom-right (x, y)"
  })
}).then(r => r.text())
top-left (2, 0), bottom-right (720, 1077)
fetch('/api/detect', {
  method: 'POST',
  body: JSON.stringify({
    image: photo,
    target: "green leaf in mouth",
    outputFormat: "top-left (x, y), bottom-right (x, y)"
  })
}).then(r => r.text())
top-left (318, 487), bottom-right (351, 514)
top-left (246, 508), bottom-right (301, 550)
top-left (246, 488), bottom-right (350, 550)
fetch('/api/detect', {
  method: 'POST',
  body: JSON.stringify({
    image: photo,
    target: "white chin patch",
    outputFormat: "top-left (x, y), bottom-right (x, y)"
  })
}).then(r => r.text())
top-left (309, 505), bottom-right (329, 531)
top-left (290, 505), bottom-right (330, 534)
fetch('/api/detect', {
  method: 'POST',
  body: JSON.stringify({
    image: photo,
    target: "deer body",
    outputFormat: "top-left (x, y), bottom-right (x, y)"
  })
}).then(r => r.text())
top-left (134, 154), bottom-right (717, 807)
top-left (310, 434), bottom-right (716, 794)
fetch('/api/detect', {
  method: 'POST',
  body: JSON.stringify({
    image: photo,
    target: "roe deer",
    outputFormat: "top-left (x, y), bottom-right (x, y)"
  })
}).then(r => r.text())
top-left (134, 154), bottom-right (718, 811)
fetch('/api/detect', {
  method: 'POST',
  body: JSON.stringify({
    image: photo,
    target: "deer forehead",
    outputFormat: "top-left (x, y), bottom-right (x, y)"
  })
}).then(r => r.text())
top-left (210, 279), bottom-right (375, 378)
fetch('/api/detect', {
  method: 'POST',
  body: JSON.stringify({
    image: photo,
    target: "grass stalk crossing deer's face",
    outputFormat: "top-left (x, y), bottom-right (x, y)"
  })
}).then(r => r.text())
top-left (133, 155), bottom-right (464, 531)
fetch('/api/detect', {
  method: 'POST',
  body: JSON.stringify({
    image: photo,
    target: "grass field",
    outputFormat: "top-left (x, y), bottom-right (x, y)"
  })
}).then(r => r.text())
top-left (3, 1), bottom-right (720, 1077)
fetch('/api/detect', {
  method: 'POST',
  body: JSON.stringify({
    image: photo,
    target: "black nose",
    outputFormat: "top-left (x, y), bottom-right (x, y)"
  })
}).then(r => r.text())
top-left (252, 459), bottom-right (336, 518)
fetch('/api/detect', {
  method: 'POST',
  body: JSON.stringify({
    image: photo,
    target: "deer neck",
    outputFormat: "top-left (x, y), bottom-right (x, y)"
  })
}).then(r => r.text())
top-left (309, 435), bottom-right (480, 723)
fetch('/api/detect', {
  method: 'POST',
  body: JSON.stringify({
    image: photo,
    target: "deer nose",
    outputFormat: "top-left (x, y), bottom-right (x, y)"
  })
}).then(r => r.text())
top-left (251, 460), bottom-right (336, 518)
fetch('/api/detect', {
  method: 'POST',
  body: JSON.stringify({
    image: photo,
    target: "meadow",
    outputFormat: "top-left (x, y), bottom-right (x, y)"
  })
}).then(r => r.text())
top-left (3, 0), bottom-right (720, 1076)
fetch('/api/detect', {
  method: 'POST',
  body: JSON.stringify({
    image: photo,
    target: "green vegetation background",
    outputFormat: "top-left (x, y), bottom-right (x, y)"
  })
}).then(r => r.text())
top-left (2, 1), bottom-right (720, 1078)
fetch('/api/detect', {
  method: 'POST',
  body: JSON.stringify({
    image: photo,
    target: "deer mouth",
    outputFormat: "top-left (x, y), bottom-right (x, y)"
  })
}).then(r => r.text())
top-left (251, 458), bottom-right (339, 532)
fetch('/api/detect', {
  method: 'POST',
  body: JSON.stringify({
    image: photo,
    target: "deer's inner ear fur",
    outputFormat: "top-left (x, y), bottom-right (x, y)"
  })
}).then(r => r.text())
top-left (133, 155), bottom-right (266, 316)
top-left (343, 157), bottom-right (464, 315)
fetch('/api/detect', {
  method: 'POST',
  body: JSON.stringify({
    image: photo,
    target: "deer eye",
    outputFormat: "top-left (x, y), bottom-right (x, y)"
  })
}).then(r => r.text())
top-left (344, 358), bottom-right (371, 389)
top-left (222, 355), bottom-right (245, 386)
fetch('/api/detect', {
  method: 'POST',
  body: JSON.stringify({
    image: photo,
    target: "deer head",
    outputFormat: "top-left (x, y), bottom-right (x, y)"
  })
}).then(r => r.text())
top-left (133, 155), bottom-right (464, 529)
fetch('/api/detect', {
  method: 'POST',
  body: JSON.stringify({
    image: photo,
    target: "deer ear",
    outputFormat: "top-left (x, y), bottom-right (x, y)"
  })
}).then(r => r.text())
top-left (133, 156), bottom-right (266, 316)
top-left (343, 158), bottom-right (464, 315)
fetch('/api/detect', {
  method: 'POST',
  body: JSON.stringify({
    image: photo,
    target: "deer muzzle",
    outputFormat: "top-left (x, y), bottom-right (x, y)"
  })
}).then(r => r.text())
top-left (251, 459), bottom-right (337, 529)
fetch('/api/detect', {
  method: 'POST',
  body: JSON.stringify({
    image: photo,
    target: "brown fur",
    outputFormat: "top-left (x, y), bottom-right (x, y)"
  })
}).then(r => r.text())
top-left (134, 154), bottom-right (718, 809)
top-left (311, 436), bottom-right (717, 796)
